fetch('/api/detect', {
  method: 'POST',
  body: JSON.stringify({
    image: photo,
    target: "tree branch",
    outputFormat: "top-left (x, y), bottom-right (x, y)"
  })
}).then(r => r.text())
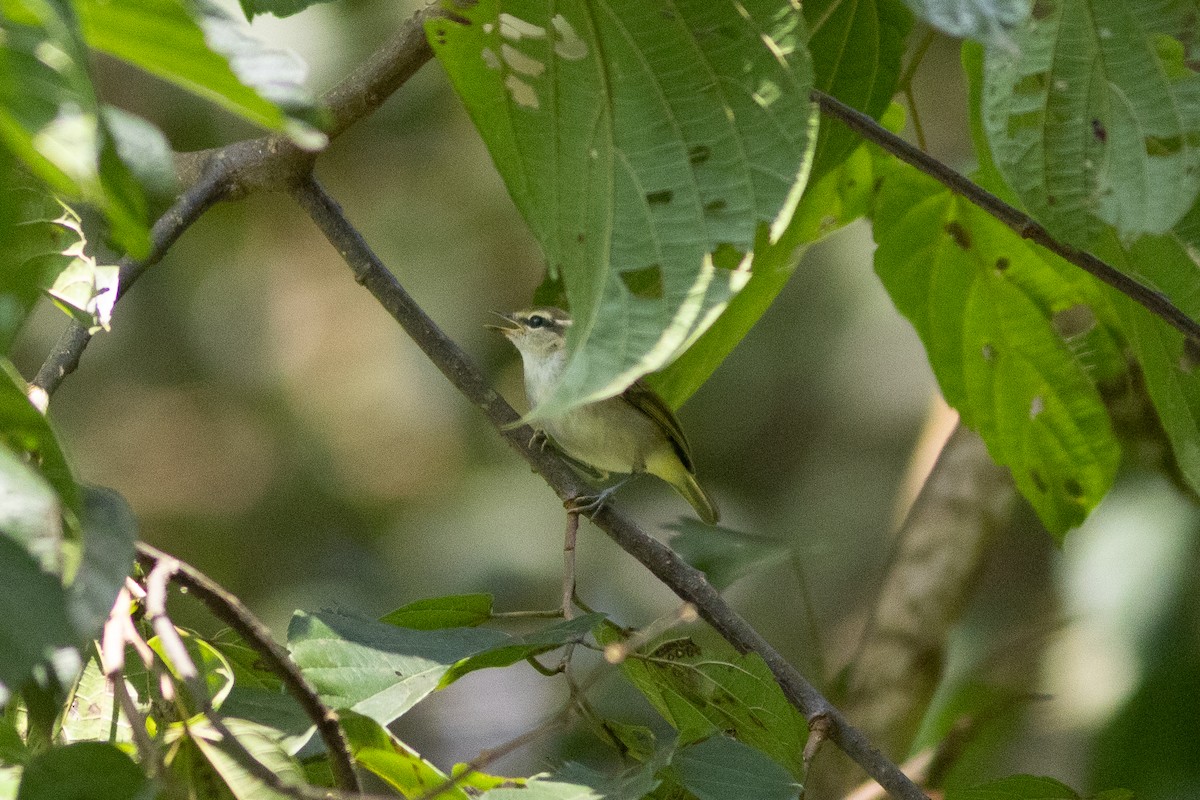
top-left (292, 174), bottom-right (930, 800)
top-left (32, 2), bottom-right (444, 397)
top-left (134, 542), bottom-right (360, 794)
top-left (813, 90), bottom-right (1200, 343)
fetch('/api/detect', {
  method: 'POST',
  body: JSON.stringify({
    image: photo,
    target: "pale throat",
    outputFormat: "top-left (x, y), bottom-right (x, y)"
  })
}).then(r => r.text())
top-left (520, 345), bottom-right (567, 409)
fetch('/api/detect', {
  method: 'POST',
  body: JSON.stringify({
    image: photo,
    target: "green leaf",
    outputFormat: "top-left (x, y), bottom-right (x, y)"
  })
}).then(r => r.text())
top-left (0, 443), bottom-right (62, 574)
top-left (186, 716), bottom-right (308, 800)
top-left (902, 0), bottom-right (1029, 45)
top-left (613, 633), bottom-right (807, 779)
top-left (148, 628), bottom-right (235, 712)
top-left (99, 106), bottom-right (177, 202)
top-left (0, 456), bottom-right (82, 706)
top-left (219, 688), bottom-right (315, 756)
top-left (946, 775), bottom-right (1080, 800)
top-left (38, 204), bottom-right (119, 334)
top-left (287, 609), bottom-right (508, 726)
top-left (439, 612), bottom-right (604, 687)
top-left (16, 742), bottom-right (144, 800)
top-left (340, 712), bottom-right (470, 800)
top-left (961, 41), bottom-right (1019, 204)
top-left (235, 0), bottom-right (336, 21)
top-left (0, 716), bottom-right (24, 765)
top-left (380, 593), bottom-right (494, 630)
top-left (673, 735), bottom-right (800, 800)
top-left (0, 2), bottom-right (151, 257)
top-left (480, 752), bottom-right (668, 800)
top-left (0, 358), bottom-right (78, 513)
top-left (430, 0), bottom-right (816, 416)
top-left (804, 0), bottom-right (911, 183)
top-left (60, 652), bottom-right (131, 745)
top-left (666, 521), bottom-right (789, 591)
top-left (872, 164), bottom-right (1121, 536)
top-left (74, 0), bottom-right (327, 148)
top-left (982, 0), bottom-right (1200, 245)
top-left (536, 754), bottom-right (669, 800)
top-left (209, 629), bottom-right (282, 691)
top-left (66, 487), bottom-right (135, 641)
top-left (1092, 233), bottom-right (1200, 494)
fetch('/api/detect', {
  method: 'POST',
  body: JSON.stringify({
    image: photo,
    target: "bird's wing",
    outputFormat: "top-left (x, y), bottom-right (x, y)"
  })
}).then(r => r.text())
top-left (623, 378), bottom-right (695, 473)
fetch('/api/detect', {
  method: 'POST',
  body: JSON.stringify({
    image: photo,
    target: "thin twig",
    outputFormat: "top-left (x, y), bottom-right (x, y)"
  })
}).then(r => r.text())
top-left (562, 512), bottom-right (579, 620)
top-left (812, 89), bottom-right (1200, 342)
top-left (292, 175), bottom-right (931, 800)
top-left (134, 542), bottom-right (360, 794)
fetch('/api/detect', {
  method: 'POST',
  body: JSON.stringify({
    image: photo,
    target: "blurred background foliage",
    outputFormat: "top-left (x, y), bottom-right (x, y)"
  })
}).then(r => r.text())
top-left (10, 2), bottom-right (1200, 795)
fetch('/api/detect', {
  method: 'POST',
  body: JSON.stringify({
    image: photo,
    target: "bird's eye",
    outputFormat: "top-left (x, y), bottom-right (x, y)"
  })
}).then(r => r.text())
top-left (527, 314), bottom-right (547, 329)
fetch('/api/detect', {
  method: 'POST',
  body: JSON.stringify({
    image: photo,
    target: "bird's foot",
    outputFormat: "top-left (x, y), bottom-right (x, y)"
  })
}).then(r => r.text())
top-left (529, 429), bottom-right (549, 451)
top-left (564, 478), bottom-right (630, 517)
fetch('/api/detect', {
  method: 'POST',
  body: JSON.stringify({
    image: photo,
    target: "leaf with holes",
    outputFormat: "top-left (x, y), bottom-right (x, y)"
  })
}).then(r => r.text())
top-left (649, 105), bottom-right (901, 407)
top-left (983, 0), bottom-right (1200, 246)
top-left (608, 631), bottom-right (806, 780)
top-left (429, 0), bottom-right (816, 417)
top-left (873, 163), bottom-right (1123, 536)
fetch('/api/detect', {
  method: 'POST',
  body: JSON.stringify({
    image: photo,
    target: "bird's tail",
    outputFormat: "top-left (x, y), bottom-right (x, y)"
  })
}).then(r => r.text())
top-left (648, 451), bottom-right (719, 524)
top-left (676, 470), bottom-right (720, 525)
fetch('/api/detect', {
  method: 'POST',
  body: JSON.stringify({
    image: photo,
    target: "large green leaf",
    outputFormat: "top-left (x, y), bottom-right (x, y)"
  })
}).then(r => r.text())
top-left (872, 164), bottom-right (1122, 536)
top-left (904, 0), bottom-right (1029, 45)
top-left (613, 634), bottom-right (807, 780)
top-left (287, 609), bottom-right (508, 726)
top-left (0, 0), bottom-right (151, 257)
top-left (804, 0), bottom-right (911, 183)
top-left (74, 0), bottom-right (326, 148)
top-left (430, 0), bottom-right (816, 416)
top-left (16, 742), bottom-right (145, 800)
top-left (982, 0), bottom-right (1200, 246)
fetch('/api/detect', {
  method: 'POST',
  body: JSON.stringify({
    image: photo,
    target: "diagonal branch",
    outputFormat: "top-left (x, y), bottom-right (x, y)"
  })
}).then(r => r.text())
top-left (813, 91), bottom-right (1200, 342)
top-left (291, 174), bottom-right (930, 800)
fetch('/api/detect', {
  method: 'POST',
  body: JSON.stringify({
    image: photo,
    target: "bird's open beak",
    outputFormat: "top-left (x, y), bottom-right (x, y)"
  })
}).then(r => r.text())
top-left (485, 311), bottom-right (520, 337)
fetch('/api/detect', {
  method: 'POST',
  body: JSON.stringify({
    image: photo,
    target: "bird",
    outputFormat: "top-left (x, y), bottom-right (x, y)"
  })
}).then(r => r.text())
top-left (489, 307), bottom-right (719, 524)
